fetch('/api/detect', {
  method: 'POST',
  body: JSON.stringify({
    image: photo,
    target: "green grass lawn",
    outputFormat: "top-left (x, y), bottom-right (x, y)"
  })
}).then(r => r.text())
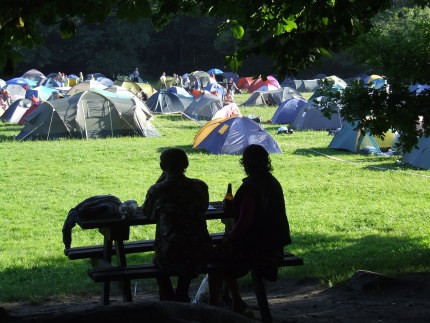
top-left (0, 93), bottom-right (429, 302)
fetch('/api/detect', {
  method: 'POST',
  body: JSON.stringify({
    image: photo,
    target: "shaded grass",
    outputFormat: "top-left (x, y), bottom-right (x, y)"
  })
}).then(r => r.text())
top-left (0, 93), bottom-right (429, 302)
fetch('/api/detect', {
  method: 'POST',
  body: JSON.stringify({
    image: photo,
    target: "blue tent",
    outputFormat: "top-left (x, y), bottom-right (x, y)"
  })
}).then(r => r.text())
top-left (204, 83), bottom-right (226, 98)
top-left (193, 116), bottom-right (282, 155)
top-left (168, 86), bottom-right (193, 97)
top-left (26, 86), bottom-right (59, 101)
top-left (6, 77), bottom-right (29, 88)
top-left (207, 68), bottom-right (223, 75)
top-left (271, 97), bottom-right (307, 124)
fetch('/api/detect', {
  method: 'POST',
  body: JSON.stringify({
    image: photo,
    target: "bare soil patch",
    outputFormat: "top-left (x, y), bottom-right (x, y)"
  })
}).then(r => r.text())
top-left (2, 271), bottom-right (429, 322)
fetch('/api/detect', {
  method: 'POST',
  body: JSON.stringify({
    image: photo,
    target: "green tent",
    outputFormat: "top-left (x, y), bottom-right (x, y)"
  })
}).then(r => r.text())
top-left (17, 89), bottom-right (161, 140)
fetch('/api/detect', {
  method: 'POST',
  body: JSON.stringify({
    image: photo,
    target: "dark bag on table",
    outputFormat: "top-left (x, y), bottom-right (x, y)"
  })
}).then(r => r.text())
top-left (62, 195), bottom-right (122, 249)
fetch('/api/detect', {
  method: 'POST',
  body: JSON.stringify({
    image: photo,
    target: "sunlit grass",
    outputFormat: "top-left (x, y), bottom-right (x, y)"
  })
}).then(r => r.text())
top-left (0, 93), bottom-right (429, 302)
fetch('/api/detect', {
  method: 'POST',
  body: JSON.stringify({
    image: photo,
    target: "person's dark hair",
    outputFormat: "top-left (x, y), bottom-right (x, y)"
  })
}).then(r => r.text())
top-left (240, 144), bottom-right (273, 175)
top-left (159, 148), bottom-right (189, 173)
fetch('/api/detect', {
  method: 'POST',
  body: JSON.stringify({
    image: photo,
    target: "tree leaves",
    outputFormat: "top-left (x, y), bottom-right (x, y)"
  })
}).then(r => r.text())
top-left (60, 20), bottom-right (76, 39)
top-left (230, 20), bottom-right (244, 40)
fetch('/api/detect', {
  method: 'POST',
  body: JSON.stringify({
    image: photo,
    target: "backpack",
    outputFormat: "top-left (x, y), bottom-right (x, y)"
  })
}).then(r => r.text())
top-left (62, 195), bottom-right (122, 249)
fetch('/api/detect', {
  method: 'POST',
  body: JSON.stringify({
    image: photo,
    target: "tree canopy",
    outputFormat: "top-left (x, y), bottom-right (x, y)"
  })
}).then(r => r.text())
top-left (347, 6), bottom-right (430, 84)
top-left (319, 5), bottom-right (430, 153)
top-left (0, 0), bottom-right (393, 77)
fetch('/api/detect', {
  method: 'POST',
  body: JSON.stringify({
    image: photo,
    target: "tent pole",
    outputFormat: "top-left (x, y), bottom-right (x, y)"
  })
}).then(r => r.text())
top-left (47, 109), bottom-right (55, 140)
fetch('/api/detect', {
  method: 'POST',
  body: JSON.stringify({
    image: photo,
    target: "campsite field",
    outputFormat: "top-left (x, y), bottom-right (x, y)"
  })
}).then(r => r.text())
top-left (0, 93), bottom-right (429, 303)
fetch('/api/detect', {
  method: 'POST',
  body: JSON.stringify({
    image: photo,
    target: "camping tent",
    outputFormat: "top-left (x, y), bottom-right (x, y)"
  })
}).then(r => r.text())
top-left (22, 69), bottom-right (46, 83)
top-left (204, 83), bottom-right (226, 99)
top-left (183, 93), bottom-right (223, 121)
top-left (16, 89), bottom-right (161, 140)
top-left (247, 76), bottom-right (281, 93)
top-left (292, 96), bottom-right (343, 130)
top-left (328, 122), bottom-right (396, 154)
top-left (188, 71), bottom-right (211, 88)
top-left (67, 80), bottom-right (107, 96)
top-left (241, 88), bottom-right (302, 106)
top-left (237, 77), bottom-right (254, 91)
top-left (168, 86), bottom-right (192, 97)
top-left (207, 68), bottom-right (223, 75)
top-left (6, 77), bottom-right (29, 88)
top-left (289, 79), bottom-right (320, 92)
top-left (4, 83), bottom-right (27, 101)
top-left (0, 98), bottom-right (32, 123)
top-left (155, 75), bottom-right (175, 90)
top-left (114, 80), bottom-right (156, 99)
top-left (26, 86), bottom-right (59, 101)
top-left (193, 116), bottom-right (282, 155)
top-left (222, 72), bottom-right (239, 84)
top-left (146, 90), bottom-right (193, 114)
top-left (402, 136), bottom-right (430, 169)
top-left (324, 75), bottom-right (348, 90)
top-left (38, 77), bottom-right (61, 88)
top-left (212, 103), bottom-right (242, 120)
top-left (271, 98), bottom-right (308, 124)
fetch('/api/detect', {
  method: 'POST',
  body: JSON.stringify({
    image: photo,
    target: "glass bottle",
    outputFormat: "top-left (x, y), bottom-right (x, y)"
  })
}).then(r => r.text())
top-left (222, 183), bottom-right (234, 233)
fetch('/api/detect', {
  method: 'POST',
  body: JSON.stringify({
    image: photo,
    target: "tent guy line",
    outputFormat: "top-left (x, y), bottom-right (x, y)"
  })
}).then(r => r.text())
top-left (307, 149), bottom-right (430, 179)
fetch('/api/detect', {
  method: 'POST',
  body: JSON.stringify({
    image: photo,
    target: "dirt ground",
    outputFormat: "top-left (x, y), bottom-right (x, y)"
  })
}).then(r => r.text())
top-left (2, 271), bottom-right (429, 322)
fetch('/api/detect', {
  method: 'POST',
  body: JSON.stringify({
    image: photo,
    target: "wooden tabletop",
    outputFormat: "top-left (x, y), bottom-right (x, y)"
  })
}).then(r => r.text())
top-left (78, 201), bottom-right (227, 229)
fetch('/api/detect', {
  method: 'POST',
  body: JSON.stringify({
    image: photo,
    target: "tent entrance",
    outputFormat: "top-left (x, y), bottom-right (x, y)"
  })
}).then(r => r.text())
top-left (82, 99), bottom-right (115, 138)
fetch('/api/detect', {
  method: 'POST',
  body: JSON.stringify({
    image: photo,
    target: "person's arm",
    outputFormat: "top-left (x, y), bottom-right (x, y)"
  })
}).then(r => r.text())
top-left (142, 187), bottom-right (157, 220)
top-left (228, 188), bottom-right (256, 243)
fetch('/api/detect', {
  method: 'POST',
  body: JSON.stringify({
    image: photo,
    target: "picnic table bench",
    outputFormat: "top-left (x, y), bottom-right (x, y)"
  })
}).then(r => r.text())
top-left (64, 201), bottom-right (303, 323)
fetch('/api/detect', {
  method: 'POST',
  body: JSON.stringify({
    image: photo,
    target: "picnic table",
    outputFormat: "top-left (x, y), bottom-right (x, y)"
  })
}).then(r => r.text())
top-left (65, 201), bottom-right (303, 323)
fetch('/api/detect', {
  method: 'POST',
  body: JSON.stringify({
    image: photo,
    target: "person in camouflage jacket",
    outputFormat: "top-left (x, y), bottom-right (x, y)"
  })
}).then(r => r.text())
top-left (142, 148), bottom-right (212, 302)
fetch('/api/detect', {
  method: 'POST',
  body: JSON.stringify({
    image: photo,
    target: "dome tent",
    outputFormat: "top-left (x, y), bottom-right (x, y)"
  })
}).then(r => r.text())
top-left (183, 93), bottom-right (223, 121)
top-left (193, 116), bottom-right (281, 155)
top-left (17, 89), bottom-right (161, 140)
top-left (402, 136), bottom-right (430, 169)
top-left (146, 90), bottom-right (193, 114)
top-left (328, 122), bottom-right (396, 154)
top-left (271, 97), bottom-right (308, 124)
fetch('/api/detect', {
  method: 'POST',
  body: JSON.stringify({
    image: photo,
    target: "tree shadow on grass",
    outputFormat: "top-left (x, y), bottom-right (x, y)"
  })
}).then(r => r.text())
top-left (0, 233), bottom-right (428, 303)
top-left (293, 147), bottom-right (409, 172)
top-left (152, 144), bottom-right (229, 157)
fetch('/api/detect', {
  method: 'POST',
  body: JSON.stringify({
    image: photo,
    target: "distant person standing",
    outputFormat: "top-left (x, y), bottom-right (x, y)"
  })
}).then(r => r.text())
top-left (183, 75), bottom-right (191, 92)
top-left (79, 72), bottom-right (84, 83)
top-left (160, 72), bottom-right (167, 90)
top-left (209, 73), bottom-right (217, 85)
top-left (0, 88), bottom-right (12, 106)
top-left (132, 67), bottom-right (140, 82)
top-left (227, 78), bottom-right (239, 94)
top-left (193, 77), bottom-right (201, 90)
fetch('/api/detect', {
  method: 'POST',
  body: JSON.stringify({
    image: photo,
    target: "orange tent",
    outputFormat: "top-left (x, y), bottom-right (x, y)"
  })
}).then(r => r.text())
top-left (236, 77), bottom-right (254, 90)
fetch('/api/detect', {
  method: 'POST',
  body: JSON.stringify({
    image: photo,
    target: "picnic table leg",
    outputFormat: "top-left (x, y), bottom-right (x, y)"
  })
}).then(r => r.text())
top-left (251, 269), bottom-right (272, 323)
top-left (115, 240), bottom-right (132, 302)
top-left (101, 237), bottom-right (113, 305)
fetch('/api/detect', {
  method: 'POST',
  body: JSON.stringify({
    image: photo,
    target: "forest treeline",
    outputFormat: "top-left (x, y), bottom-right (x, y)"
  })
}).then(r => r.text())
top-left (15, 14), bottom-right (360, 82)
top-left (16, 15), bottom-right (264, 80)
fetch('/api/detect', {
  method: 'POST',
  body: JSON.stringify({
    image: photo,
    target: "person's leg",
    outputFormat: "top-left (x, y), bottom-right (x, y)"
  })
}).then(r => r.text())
top-left (223, 276), bottom-right (247, 312)
top-left (156, 273), bottom-right (174, 301)
top-left (224, 275), bottom-right (254, 318)
top-left (222, 280), bottom-right (232, 308)
top-left (175, 276), bottom-right (192, 302)
top-left (208, 272), bottom-right (223, 306)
